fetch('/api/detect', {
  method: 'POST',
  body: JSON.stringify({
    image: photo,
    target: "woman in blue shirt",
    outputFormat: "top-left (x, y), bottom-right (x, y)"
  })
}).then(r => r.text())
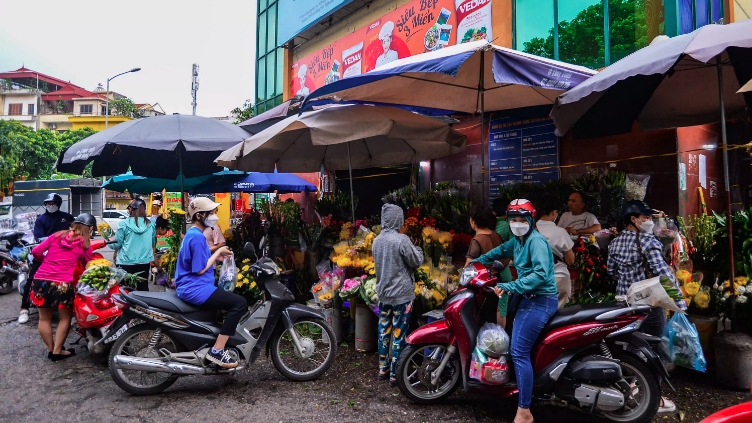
top-left (175, 197), bottom-right (245, 369)
top-left (473, 199), bottom-right (558, 423)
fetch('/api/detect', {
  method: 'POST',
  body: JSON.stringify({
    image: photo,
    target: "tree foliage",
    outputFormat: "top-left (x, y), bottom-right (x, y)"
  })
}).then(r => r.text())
top-left (109, 97), bottom-right (143, 118)
top-left (522, 0), bottom-right (649, 68)
top-left (0, 121), bottom-right (97, 192)
top-left (230, 99), bottom-right (254, 124)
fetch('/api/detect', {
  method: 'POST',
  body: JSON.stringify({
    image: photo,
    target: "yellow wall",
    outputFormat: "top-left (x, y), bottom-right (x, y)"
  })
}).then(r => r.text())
top-left (68, 115), bottom-right (131, 131)
top-left (214, 192), bottom-right (231, 234)
top-left (731, 0), bottom-right (751, 21)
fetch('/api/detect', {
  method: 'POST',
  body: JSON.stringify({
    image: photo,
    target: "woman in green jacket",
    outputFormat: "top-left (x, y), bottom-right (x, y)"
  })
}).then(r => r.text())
top-left (110, 199), bottom-right (156, 291)
top-left (474, 199), bottom-right (557, 423)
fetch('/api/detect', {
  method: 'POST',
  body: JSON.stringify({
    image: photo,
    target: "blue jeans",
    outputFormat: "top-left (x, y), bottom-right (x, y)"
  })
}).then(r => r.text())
top-left (511, 294), bottom-right (558, 409)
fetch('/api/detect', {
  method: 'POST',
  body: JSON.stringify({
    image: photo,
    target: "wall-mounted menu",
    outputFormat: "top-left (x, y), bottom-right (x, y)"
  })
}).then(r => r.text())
top-left (488, 115), bottom-right (559, 198)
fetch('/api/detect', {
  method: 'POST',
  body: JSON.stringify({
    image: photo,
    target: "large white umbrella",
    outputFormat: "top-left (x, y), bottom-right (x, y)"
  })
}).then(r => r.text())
top-left (216, 104), bottom-right (466, 219)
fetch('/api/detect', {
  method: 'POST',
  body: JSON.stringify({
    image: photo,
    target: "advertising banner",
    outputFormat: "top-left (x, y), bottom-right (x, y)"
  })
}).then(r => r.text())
top-left (488, 115), bottom-right (559, 196)
top-left (278, 0), bottom-right (353, 45)
top-left (291, 0), bottom-right (495, 96)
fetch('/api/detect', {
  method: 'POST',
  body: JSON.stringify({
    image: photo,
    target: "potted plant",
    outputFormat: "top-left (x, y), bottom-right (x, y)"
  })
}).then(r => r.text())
top-left (678, 213), bottom-right (716, 282)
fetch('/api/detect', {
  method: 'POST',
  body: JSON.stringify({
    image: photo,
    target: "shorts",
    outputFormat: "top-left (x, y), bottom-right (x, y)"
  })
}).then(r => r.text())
top-left (29, 279), bottom-right (74, 309)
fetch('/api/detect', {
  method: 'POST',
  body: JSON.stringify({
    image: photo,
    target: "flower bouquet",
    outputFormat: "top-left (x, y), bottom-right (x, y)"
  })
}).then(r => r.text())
top-left (361, 276), bottom-right (378, 305)
top-left (235, 258), bottom-right (263, 304)
top-left (97, 222), bottom-right (114, 239)
top-left (339, 275), bottom-right (366, 301)
top-left (312, 267), bottom-right (344, 307)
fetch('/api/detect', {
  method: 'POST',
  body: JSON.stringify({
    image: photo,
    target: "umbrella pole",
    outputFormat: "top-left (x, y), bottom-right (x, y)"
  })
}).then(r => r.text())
top-left (347, 143), bottom-right (356, 223)
top-left (717, 55), bottom-right (736, 317)
top-left (478, 48), bottom-right (486, 204)
top-left (179, 148), bottom-right (186, 234)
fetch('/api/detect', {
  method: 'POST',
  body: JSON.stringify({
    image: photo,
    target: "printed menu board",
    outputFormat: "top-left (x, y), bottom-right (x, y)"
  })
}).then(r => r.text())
top-left (488, 115), bottom-right (559, 197)
top-left (291, 0), bottom-right (496, 96)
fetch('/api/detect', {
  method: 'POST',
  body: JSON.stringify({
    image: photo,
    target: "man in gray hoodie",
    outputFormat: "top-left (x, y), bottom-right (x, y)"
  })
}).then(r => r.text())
top-left (372, 204), bottom-right (424, 386)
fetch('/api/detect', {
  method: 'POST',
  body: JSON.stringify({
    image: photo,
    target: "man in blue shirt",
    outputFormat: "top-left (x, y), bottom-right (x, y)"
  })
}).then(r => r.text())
top-left (175, 197), bottom-right (244, 368)
top-left (19, 193), bottom-right (75, 324)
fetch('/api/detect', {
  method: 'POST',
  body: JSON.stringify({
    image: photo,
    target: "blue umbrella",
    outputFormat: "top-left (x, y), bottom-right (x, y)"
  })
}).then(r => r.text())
top-left (103, 170), bottom-right (245, 193)
top-left (191, 172), bottom-right (316, 194)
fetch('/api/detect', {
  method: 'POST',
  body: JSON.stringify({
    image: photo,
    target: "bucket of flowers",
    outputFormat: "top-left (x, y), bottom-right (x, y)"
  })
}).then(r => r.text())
top-left (234, 258), bottom-right (262, 305)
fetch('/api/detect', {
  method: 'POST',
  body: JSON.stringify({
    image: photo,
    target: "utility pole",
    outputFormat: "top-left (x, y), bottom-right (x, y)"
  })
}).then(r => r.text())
top-left (191, 64), bottom-right (199, 115)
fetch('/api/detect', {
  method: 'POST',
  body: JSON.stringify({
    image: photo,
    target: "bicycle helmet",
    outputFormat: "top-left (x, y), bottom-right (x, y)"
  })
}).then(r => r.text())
top-left (620, 200), bottom-right (657, 219)
top-left (73, 213), bottom-right (96, 227)
top-left (507, 198), bottom-right (536, 219)
top-left (43, 193), bottom-right (63, 206)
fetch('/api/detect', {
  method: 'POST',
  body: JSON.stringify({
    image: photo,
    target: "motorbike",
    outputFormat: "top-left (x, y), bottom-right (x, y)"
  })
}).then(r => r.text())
top-left (0, 230), bottom-right (33, 295)
top-left (105, 242), bottom-right (337, 396)
top-left (73, 239), bottom-right (125, 354)
top-left (395, 261), bottom-right (670, 423)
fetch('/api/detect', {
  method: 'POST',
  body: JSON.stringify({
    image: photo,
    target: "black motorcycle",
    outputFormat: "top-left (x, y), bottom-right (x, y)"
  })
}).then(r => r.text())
top-left (106, 242), bottom-right (337, 395)
top-left (0, 230), bottom-right (32, 295)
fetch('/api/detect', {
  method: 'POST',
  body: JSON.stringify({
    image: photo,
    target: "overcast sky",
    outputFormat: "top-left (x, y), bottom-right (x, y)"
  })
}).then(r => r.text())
top-left (0, 0), bottom-right (256, 117)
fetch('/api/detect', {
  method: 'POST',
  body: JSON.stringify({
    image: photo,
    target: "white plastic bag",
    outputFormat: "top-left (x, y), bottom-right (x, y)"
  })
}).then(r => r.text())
top-left (219, 253), bottom-right (238, 292)
top-left (625, 174), bottom-right (650, 201)
top-left (476, 322), bottom-right (510, 357)
top-left (627, 277), bottom-right (683, 313)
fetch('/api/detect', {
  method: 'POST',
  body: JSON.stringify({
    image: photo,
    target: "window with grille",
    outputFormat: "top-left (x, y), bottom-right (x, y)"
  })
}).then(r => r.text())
top-left (80, 104), bottom-right (93, 115)
top-left (8, 104), bottom-right (22, 115)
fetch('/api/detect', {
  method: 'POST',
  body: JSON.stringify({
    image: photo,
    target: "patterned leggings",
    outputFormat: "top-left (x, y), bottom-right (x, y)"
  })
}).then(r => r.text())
top-left (378, 301), bottom-right (412, 379)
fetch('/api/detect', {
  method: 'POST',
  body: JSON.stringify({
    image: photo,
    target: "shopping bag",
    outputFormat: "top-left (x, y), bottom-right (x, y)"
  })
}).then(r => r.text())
top-left (626, 277), bottom-right (683, 313)
top-left (219, 253), bottom-right (238, 292)
top-left (660, 312), bottom-right (707, 372)
top-left (476, 322), bottom-right (510, 357)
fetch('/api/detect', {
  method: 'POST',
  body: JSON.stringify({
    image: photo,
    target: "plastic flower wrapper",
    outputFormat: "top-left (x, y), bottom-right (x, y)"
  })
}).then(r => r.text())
top-left (360, 276), bottom-right (378, 305)
top-left (339, 275), bottom-right (366, 300)
top-left (97, 222), bottom-right (114, 239)
top-left (78, 265), bottom-right (129, 296)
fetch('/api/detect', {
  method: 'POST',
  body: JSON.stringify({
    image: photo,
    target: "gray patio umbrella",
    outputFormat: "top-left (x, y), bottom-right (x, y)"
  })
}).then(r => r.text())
top-left (216, 104), bottom-right (466, 220)
top-left (237, 96), bottom-right (303, 134)
top-left (550, 19), bottom-right (752, 309)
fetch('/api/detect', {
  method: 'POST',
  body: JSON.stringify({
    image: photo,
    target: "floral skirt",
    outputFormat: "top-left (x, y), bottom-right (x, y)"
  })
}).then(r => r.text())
top-left (29, 279), bottom-right (74, 309)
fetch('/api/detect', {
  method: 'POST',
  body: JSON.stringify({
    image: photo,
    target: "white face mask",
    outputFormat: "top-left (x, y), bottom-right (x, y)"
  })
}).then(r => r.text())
top-left (638, 219), bottom-right (654, 234)
top-left (510, 222), bottom-right (530, 237)
top-left (45, 205), bottom-right (59, 214)
top-left (203, 214), bottom-right (219, 228)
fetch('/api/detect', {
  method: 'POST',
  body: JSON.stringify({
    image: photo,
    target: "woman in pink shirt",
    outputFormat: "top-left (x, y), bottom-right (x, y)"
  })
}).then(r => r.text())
top-left (30, 213), bottom-right (95, 361)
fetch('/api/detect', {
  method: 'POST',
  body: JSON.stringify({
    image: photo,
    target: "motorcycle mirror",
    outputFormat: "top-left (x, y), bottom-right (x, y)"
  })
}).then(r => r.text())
top-left (492, 260), bottom-right (506, 273)
top-left (243, 242), bottom-right (256, 256)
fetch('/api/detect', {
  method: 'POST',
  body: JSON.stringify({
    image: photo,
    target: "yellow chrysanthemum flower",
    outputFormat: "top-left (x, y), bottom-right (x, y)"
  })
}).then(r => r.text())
top-left (693, 292), bottom-right (710, 309)
top-left (684, 281), bottom-right (701, 296)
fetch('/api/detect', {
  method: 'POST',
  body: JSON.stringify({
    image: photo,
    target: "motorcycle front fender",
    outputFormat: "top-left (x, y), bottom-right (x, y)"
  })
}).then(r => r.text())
top-left (406, 319), bottom-right (453, 345)
top-left (284, 303), bottom-right (325, 323)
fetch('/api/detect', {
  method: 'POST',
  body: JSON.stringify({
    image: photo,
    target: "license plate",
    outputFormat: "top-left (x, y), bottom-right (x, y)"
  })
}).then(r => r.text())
top-left (103, 319), bottom-right (142, 344)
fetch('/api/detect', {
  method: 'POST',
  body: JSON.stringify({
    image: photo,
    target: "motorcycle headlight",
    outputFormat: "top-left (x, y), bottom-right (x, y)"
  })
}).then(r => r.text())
top-left (459, 265), bottom-right (478, 286)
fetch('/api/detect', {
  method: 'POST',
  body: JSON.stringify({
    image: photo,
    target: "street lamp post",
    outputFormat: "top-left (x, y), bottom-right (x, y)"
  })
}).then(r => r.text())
top-left (105, 67), bottom-right (141, 129)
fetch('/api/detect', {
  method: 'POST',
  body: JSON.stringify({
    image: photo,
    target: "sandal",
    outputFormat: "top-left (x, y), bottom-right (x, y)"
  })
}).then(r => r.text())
top-left (378, 372), bottom-right (389, 381)
top-left (50, 348), bottom-right (76, 362)
top-left (658, 397), bottom-right (677, 413)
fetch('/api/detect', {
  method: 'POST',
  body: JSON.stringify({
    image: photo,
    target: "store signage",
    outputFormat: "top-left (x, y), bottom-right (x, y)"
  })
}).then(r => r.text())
top-left (164, 192), bottom-right (182, 211)
top-left (488, 115), bottom-right (559, 197)
top-left (291, 0), bottom-right (495, 96)
top-left (278, 0), bottom-right (353, 45)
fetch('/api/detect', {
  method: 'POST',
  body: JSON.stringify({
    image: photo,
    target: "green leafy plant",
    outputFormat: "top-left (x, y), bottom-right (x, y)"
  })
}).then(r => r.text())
top-left (259, 198), bottom-right (285, 237)
top-left (713, 210), bottom-right (752, 279)
top-left (678, 214), bottom-right (716, 269)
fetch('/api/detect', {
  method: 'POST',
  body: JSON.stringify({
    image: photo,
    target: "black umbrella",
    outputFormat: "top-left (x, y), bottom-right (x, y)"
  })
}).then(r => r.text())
top-left (237, 95), bottom-right (303, 134)
top-left (55, 114), bottom-right (251, 180)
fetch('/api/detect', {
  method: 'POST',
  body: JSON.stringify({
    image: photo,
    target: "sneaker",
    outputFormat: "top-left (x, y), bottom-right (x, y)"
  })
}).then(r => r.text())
top-left (18, 310), bottom-right (29, 324)
top-left (206, 348), bottom-right (238, 369)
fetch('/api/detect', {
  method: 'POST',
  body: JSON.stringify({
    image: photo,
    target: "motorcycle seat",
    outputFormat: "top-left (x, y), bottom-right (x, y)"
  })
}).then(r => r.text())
top-left (128, 291), bottom-right (203, 314)
top-left (543, 303), bottom-right (620, 331)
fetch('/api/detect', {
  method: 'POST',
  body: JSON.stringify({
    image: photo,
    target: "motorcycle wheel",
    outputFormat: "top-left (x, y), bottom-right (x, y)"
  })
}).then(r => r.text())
top-left (0, 275), bottom-right (14, 295)
top-left (602, 351), bottom-right (661, 423)
top-left (270, 317), bottom-right (337, 381)
top-left (108, 325), bottom-right (181, 395)
top-left (395, 343), bottom-right (461, 404)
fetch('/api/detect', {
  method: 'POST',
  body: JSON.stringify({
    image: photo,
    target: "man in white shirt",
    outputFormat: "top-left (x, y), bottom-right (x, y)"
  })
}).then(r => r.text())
top-left (376, 21), bottom-right (399, 68)
top-left (537, 197), bottom-right (575, 308)
top-left (558, 191), bottom-right (601, 236)
top-left (295, 65), bottom-right (310, 97)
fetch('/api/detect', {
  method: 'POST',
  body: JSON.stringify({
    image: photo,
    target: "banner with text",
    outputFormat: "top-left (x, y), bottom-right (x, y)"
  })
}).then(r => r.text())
top-left (291, 0), bottom-right (495, 96)
top-left (488, 115), bottom-right (559, 198)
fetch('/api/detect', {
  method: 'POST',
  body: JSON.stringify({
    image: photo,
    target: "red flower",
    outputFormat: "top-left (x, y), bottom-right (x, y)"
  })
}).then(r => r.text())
top-left (595, 273), bottom-right (600, 278)
top-left (585, 267), bottom-right (591, 273)
top-left (602, 265), bottom-right (607, 270)
top-left (587, 259), bottom-right (594, 266)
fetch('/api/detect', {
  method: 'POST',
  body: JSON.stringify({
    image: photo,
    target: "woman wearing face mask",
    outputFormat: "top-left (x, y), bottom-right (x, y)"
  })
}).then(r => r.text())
top-left (606, 200), bottom-right (686, 414)
top-left (175, 197), bottom-right (244, 368)
top-left (472, 199), bottom-right (557, 423)
top-left (110, 199), bottom-right (156, 291)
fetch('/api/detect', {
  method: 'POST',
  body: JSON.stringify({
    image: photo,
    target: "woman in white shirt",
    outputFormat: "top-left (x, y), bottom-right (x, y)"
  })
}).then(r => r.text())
top-left (536, 197), bottom-right (575, 308)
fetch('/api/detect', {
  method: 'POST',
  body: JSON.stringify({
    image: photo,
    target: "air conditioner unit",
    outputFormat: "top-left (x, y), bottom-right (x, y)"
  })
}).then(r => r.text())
top-left (49, 124), bottom-right (57, 130)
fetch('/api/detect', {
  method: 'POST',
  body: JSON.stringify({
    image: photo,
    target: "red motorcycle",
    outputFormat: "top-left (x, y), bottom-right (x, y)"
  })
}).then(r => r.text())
top-left (396, 262), bottom-right (669, 423)
top-left (73, 239), bottom-right (126, 354)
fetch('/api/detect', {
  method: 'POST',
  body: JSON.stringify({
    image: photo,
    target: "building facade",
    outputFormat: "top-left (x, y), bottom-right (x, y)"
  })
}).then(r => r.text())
top-left (254, 0), bottom-right (751, 217)
top-left (0, 87), bottom-right (41, 130)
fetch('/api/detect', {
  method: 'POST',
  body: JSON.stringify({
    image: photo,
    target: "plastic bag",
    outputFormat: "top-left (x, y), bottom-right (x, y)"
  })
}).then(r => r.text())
top-left (316, 259), bottom-right (332, 278)
top-left (476, 322), bottom-right (510, 357)
top-left (627, 277), bottom-right (684, 313)
top-left (79, 265), bottom-right (127, 292)
top-left (219, 253), bottom-right (238, 291)
top-left (625, 174), bottom-right (650, 201)
top-left (660, 312), bottom-right (706, 372)
top-left (469, 347), bottom-right (509, 385)
top-left (76, 283), bottom-right (107, 300)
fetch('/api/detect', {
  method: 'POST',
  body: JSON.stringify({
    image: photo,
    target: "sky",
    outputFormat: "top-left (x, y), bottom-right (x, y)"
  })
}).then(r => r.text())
top-left (0, 0), bottom-right (256, 117)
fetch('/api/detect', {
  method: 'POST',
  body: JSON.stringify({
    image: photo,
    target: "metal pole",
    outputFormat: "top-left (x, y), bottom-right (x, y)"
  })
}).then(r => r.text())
top-left (347, 143), bottom-right (355, 223)
top-left (717, 55), bottom-right (736, 316)
top-left (478, 48), bottom-right (486, 204)
top-left (178, 147), bottom-right (186, 234)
